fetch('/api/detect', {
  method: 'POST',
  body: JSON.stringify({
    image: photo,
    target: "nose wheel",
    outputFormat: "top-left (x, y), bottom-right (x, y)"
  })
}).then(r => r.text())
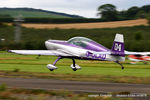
top-left (47, 64), bottom-right (58, 71)
top-left (47, 57), bottom-right (61, 71)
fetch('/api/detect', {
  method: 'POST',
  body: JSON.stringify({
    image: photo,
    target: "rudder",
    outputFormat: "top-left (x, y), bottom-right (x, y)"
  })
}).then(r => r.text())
top-left (111, 34), bottom-right (125, 57)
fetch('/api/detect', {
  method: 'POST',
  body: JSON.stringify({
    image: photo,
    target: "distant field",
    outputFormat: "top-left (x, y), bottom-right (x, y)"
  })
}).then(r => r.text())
top-left (21, 19), bottom-right (148, 29)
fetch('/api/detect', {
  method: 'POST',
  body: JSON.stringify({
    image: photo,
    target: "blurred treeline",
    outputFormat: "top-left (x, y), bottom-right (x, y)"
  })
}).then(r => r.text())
top-left (0, 18), bottom-right (104, 24)
top-left (0, 4), bottom-right (150, 23)
top-left (0, 24), bottom-right (150, 51)
top-left (97, 4), bottom-right (150, 21)
top-left (0, 17), bottom-right (106, 24)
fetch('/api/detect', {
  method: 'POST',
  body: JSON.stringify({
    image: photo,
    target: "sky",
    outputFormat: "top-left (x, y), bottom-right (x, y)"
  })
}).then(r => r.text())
top-left (0, 0), bottom-right (150, 18)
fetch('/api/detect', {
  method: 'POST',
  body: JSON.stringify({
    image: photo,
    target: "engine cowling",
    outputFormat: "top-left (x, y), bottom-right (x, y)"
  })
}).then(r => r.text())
top-left (47, 64), bottom-right (57, 71)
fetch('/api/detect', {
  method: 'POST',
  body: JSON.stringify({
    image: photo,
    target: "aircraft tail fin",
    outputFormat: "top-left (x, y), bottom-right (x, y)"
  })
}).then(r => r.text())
top-left (111, 34), bottom-right (125, 57)
top-left (110, 34), bottom-right (125, 69)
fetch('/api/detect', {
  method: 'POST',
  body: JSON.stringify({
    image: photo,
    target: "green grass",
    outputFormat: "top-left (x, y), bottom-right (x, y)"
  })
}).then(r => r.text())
top-left (0, 52), bottom-right (150, 84)
top-left (0, 52), bottom-right (150, 78)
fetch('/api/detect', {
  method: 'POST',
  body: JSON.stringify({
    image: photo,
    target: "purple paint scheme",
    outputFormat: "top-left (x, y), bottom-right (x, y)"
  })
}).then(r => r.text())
top-left (48, 38), bottom-right (109, 60)
top-left (86, 51), bottom-right (106, 60)
top-left (111, 41), bottom-right (125, 56)
top-left (85, 41), bottom-right (109, 52)
top-left (48, 38), bottom-right (109, 52)
top-left (53, 56), bottom-right (61, 65)
top-left (48, 40), bottom-right (82, 48)
top-left (48, 37), bottom-right (124, 60)
top-left (9, 34), bottom-right (128, 71)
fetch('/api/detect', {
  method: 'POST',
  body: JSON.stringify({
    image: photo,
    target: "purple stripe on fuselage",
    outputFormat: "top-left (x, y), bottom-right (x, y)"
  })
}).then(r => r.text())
top-left (48, 40), bottom-right (82, 48)
top-left (86, 51), bottom-right (106, 60)
top-left (85, 41), bottom-right (109, 52)
top-left (48, 40), bottom-right (109, 52)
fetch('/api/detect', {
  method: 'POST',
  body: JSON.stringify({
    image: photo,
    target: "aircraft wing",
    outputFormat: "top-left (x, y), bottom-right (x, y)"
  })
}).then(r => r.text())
top-left (9, 50), bottom-right (150, 57)
top-left (9, 50), bottom-right (72, 56)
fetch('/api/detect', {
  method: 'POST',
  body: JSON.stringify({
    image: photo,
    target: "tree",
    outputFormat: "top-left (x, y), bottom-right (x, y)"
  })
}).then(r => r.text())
top-left (141, 5), bottom-right (150, 13)
top-left (97, 4), bottom-right (118, 21)
top-left (126, 6), bottom-right (139, 19)
top-left (136, 10), bottom-right (147, 18)
top-left (118, 10), bottom-right (129, 20)
top-left (134, 31), bottom-right (142, 41)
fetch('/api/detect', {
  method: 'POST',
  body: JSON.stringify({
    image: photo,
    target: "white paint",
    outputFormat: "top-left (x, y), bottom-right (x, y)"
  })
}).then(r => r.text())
top-left (114, 34), bottom-right (124, 43)
top-left (114, 43), bottom-right (122, 51)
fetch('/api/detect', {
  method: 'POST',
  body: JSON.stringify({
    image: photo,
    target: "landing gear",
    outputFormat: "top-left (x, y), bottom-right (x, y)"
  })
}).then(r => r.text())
top-left (47, 56), bottom-right (62, 71)
top-left (47, 57), bottom-right (81, 71)
top-left (47, 64), bottom-right (57, 71)
top-left (115, 61), bottom-right (124, 70)
top-left (72, 59), bottom-right (76, 71)
top-left (70, 59), bottom-right (81, 71)
top-left (50, 69), bottom-right (54, 71)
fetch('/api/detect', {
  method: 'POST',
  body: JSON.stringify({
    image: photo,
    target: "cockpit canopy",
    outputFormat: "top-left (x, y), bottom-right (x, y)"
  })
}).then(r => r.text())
top-left (68, 37), bottom-right (109, 52)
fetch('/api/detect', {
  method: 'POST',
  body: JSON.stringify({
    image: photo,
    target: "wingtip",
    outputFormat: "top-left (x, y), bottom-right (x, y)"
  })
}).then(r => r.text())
top-left (8, 50), bottom-right (14, 53)
top-left (8, 50), bottom-right (12, 53)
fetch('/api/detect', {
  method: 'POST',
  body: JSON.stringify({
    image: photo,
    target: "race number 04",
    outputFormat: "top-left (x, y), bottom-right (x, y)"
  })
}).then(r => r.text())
top-left (114, 43), bottom-right (122, 51)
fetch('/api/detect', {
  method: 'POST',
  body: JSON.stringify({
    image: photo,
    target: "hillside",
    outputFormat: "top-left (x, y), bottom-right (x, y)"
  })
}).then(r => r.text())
top-left (21, 19), bottom-right (148, 29)
top-left (0, 8), bottom-right (82, 18)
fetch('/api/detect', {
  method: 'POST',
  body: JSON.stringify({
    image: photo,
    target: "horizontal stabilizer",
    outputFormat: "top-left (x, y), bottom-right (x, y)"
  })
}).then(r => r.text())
top-left (125, 51), bottom-right (150, 55)
top-left (94, 51), bottom-right (150, 55)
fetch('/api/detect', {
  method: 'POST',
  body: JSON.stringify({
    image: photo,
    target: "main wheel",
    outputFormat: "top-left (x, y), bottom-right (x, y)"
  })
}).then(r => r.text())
top-left (50, 69), bottom-right (54, 71)
top-left (72, 68), bottom-right (77, 71)
top-left (70, 64), bottom-right (81, 71)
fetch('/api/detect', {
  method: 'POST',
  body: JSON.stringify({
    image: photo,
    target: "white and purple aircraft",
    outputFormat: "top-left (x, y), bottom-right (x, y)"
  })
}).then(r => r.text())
top-left (9, 34), bottom-right (150, 71)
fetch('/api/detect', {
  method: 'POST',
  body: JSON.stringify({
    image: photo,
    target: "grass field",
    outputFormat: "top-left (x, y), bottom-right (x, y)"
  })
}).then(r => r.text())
top-left (21, 19), bottom-right (148, 29)
top-left (0, 52), bottom-right (150, 84)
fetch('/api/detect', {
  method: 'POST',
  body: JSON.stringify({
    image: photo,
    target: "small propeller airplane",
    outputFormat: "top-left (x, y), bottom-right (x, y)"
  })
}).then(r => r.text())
top-left (9, 34), bottom-right (150, 71)
top-left (128, 54), bottom-right (150, 64)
